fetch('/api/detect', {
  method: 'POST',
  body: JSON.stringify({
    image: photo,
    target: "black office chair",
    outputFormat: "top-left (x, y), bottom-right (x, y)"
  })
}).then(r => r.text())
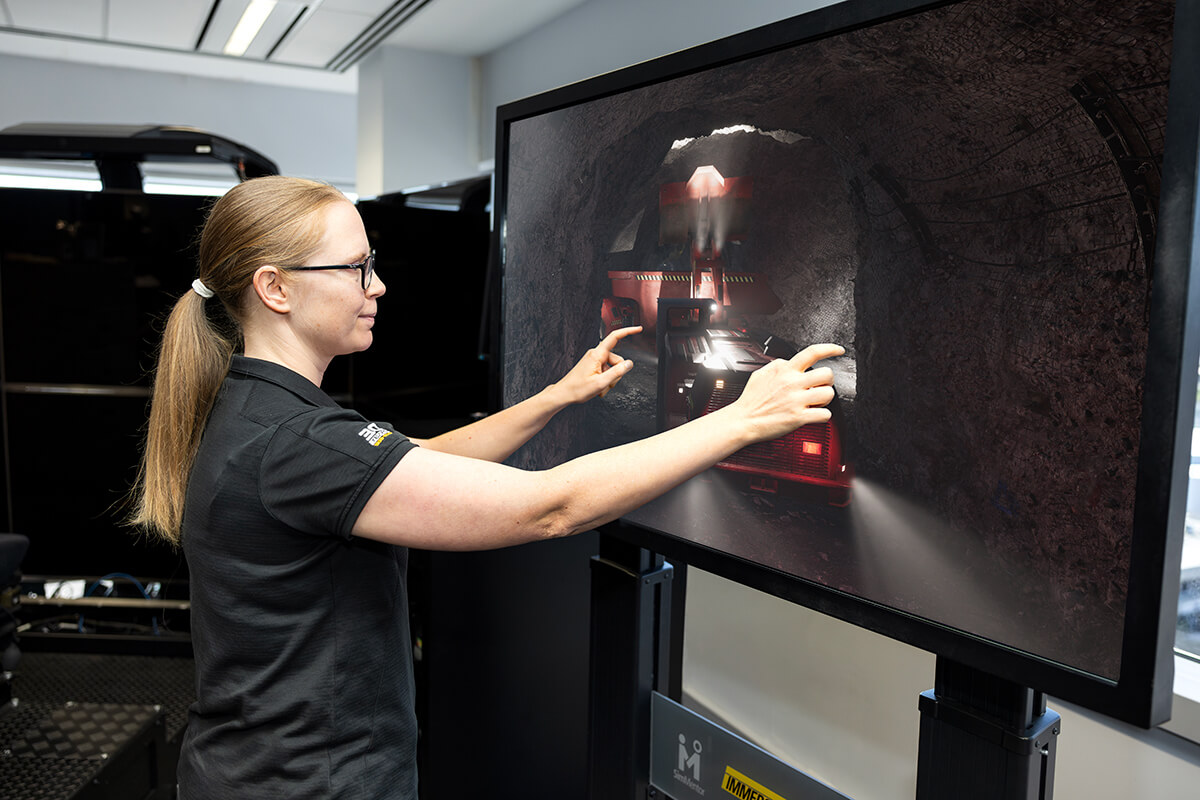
top-left (0, 533), bottom-right (29, 676)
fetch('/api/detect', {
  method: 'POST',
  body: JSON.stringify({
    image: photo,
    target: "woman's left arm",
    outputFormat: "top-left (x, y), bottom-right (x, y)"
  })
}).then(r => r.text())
top-left (413, 326), bottom-right (641, 462)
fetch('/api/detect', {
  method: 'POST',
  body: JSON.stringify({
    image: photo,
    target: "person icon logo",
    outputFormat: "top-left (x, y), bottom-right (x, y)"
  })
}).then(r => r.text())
top-left (677, 733), bottom-right (702, 781)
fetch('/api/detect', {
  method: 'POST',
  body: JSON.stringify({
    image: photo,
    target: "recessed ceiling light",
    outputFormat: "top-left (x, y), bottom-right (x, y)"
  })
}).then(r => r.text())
top-left (224, 0), bottom-right (278, 57)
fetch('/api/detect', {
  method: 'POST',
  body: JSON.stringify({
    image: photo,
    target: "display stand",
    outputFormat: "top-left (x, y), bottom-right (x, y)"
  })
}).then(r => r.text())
top-left (916, 657), bottom-right (1060, 800)
top-left (586, 531), bottom-right (1062, 800)
top-left (586, 534), bottom-right (678, 800)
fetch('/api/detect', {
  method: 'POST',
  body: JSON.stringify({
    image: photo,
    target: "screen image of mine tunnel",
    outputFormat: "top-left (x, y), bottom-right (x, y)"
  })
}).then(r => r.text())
top-left (501, 0), bottom-right (1172, 682)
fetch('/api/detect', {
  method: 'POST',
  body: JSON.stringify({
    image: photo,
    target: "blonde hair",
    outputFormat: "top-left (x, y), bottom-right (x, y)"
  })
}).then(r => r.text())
top-left (129, 176), bottom-right (349, 543)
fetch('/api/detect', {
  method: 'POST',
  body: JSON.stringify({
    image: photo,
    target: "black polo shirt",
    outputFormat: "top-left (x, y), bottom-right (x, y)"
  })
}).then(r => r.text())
top-left (179, 355), bottom-right (418, 799)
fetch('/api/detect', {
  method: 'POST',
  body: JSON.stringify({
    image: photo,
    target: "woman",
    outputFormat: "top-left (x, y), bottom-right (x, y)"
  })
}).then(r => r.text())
top-left (130, 175), bottom-right (841, 798)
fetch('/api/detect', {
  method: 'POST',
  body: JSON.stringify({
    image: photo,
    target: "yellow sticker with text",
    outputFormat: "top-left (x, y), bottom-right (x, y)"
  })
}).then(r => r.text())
top-left (722, 766), bottom-right (787, 800)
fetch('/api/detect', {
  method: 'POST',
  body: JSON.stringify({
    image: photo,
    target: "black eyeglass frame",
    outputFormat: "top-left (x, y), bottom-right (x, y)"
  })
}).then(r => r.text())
top-left (283, 250), bottom-right (376, 290)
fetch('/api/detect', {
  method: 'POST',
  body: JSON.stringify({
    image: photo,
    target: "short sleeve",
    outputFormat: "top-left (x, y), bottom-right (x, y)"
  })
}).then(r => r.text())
top-left (259, 407), bottom-right (416, 539)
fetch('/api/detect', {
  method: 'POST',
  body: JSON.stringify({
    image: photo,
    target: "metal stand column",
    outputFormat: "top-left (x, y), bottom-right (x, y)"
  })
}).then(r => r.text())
top-left (917, 657), bottom-right (1060, 800)
top-left (587, 532), bottom-right (676, 800)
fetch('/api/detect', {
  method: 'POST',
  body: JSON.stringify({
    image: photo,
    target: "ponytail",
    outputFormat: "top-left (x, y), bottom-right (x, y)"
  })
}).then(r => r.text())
top-left (129, 289), bottom-right (235, 542)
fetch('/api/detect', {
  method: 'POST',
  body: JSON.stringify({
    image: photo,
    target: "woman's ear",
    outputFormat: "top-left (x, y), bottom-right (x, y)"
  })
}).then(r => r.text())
top-left (252, 265), bottom-right (291, 314)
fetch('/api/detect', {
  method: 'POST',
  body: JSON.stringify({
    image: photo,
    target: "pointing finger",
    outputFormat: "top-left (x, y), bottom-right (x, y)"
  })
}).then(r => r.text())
top-left (600, 325), bottom-right (643, 352)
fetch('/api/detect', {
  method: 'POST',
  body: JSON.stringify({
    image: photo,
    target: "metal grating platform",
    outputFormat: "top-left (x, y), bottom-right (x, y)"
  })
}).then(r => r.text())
top-left (1, 652), bottom-right (194, 800)
top-left (1, 753), bottom-right (97, 800)
top-left (8, 701), bottom-right (158, 760)
top-left (8, 653), bottom-right (194, 743)
top-left (1, 701), bottom-right (161, 800)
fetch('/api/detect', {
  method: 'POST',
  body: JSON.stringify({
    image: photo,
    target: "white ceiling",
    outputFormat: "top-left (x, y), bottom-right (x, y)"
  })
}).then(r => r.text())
top-left (0, 0), bottom-right (585, 73)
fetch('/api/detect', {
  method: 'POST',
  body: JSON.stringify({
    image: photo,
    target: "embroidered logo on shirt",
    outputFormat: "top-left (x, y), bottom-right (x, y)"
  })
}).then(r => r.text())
top-left (358, 422), bottom-right (393, 446)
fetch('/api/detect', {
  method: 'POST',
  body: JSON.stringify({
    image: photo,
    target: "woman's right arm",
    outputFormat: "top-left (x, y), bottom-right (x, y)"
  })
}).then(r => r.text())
top-left (352, 343), bottom-right (844, 551)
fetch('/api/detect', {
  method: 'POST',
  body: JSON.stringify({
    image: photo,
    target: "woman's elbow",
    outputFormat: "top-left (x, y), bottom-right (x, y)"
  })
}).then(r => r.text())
top-left (529, 506), bottom-right (580, 541)
top-left (516, 470), bottom-right (600, 542)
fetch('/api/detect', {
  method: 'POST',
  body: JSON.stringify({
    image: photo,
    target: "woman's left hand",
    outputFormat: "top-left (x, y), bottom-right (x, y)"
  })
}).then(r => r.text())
top-left (553, 326), bottom-right (642, 404)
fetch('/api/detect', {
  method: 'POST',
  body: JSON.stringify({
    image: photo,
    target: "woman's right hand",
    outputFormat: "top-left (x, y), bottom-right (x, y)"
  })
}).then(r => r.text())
top-left (730, 343), bottom-right (845, 443)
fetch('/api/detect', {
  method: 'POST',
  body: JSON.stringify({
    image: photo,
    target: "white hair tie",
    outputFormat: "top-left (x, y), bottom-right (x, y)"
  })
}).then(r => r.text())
top-left (192, 278), bottom-right (215, 299)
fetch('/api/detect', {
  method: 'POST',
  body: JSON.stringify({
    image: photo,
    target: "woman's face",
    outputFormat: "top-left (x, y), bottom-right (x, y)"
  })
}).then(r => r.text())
top-left (287, 199), bottom-right (386, 361)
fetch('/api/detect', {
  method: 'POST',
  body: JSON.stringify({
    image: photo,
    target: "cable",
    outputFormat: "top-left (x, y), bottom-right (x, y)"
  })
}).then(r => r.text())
top-left (84, 572), bottom-right (152, 599)
top-left (79, 573), bottom-right (154, 635)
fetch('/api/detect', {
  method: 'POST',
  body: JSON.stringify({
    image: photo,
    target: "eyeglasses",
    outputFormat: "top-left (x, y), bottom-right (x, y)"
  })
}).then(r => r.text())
top-left (284, 250), bottom-right (376, 290)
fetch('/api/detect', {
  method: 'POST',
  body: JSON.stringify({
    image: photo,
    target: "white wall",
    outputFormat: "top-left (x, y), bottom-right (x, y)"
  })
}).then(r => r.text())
top-left (0, 50), bottom-right (356, 187)
top-left (684, 570), bottom-right (931, 799)
top-left (685, 570), bottom-right (1200, 800)
top-left (478, 0), bottom-right (832, 161)
top-left (470, 1), bottom-right (1200, 798)
top-left (355, 45), bottom-right (483, 197)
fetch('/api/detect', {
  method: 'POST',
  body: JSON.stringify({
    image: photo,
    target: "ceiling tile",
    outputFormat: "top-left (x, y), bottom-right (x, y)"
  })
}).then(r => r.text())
top-left (318, 1), bottom-right (396, 13)
top-left (384, 0), bottom-right (586, 57)
top-left (270, 6), bottom-right (377, 69)
top-left (107, 0), bottom-right (214, 51)
top-left (6, 0), bottom-right (104, 39)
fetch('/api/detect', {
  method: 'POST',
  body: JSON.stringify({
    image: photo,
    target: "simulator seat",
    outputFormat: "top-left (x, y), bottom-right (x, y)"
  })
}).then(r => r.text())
top-left (1, 533), bottom-right (29, 706)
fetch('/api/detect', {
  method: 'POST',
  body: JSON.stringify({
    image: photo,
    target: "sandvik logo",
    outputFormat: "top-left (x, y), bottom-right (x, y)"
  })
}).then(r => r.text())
top-left (358, 422), bottom-right (393, 446)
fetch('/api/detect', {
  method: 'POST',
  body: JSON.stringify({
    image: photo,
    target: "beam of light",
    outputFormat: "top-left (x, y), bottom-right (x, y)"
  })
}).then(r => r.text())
top-left (684, 165), bottom-right (733, 258)
top-left (224, 0), bottom-right (277, 57)
top-left (638, 469), bottom-right (1032, 652)
top-left (847, 476), bottom-right (1012, 640)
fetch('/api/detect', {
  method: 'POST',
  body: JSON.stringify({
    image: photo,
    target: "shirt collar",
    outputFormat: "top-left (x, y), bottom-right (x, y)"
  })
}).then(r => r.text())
top-left (229, 355), bottom-right (339, 408)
